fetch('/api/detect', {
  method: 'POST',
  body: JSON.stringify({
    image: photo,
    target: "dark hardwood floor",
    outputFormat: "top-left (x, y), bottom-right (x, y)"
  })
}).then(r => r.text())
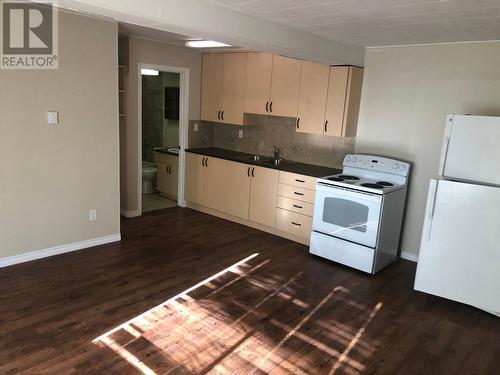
top-left (1, 207), bottom-right (499, 374)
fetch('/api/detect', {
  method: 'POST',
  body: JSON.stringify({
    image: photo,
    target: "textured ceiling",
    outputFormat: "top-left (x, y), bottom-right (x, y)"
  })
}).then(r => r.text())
top-left (203, 0), bottom-right (500, 46)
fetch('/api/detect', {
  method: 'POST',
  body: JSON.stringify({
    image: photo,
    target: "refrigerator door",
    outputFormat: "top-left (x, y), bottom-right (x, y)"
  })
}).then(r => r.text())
top-left (439, 114), bottom-right (500, 185)
top-left (415, 179), bottom-right (500, 315)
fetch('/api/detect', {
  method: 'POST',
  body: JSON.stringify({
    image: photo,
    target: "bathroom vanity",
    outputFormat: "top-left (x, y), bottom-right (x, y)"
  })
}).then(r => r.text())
top-left (154, 150), bottom-right (178, 200)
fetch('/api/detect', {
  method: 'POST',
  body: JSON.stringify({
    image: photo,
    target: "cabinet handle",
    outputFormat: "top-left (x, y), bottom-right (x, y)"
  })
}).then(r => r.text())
top-left (294, 192), bottom-right (304, 196)
top-left (251, 167), bottom-right (255, 177)
top-left (205, 158), bottom-right (208, 167)
top-left (296, 118), bottom-right (300, 129)
top-left (295, 179), bottom-right (305, 183)
top-left (324, 120), bottom-right (328, 132)
top-left (221, 111), bottom-right (224, 121)
top-left (169, 166), bottom-right (172, 174)
top-left (201, 158), bottom-right (205, 167)
top-left (247, 166), bottom-right (250, 177)
top-left (270, 102), bottom-right (273, 113)
top-left (266, 101), bottom-right (269, 112)
top-left (217, 110), bottom-right (221, 120)
top-left (291, 222), bottom-right (302, 227)
top-left (293, 204), bottom-right (303, 209)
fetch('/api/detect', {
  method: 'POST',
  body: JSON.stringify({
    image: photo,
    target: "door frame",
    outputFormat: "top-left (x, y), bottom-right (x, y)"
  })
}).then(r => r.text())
top-left (137, 63), bottom-right (190, 215)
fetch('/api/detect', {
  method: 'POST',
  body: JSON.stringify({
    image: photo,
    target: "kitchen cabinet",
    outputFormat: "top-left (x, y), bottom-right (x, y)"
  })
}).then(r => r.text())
top-left (225, 162), bottom-right (252, 219)
top-left (296, 61), bottom-right (330, 135)
top-left (155, 153), bottom-right (178, 199)
top-left (185, 153), bottom-right (227, 211)
top-left (269, 55), bottom-right (301, 117)
top-left (244, 53), bottom-right (301, 117)
top-left (324, 66), bottom-right (364, 137)
top-left (221, 53), bottom-right (247, 125)
top-left (244, 52), bottom-right (273, 116)
top-left (276, 208), bottom-right (313, 239)
top-left (201, 53), bottom-right (247, 125)
top-left (249, 166), bottom-right (279, 227)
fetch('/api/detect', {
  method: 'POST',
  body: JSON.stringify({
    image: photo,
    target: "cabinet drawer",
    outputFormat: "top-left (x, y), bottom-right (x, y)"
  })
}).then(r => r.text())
top-left (276, 196), bottom-right (314, 217)
top-left (276, 208), bottom-right (312, 239)
top-left (278, 184), bottom-right (315, 203)
top-left (279, 171), bottom-right (316, 190)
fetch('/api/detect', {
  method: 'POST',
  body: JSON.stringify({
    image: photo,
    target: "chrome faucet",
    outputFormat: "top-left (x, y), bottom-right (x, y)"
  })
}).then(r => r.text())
top-left (272, 145), bottom-right (280, 161)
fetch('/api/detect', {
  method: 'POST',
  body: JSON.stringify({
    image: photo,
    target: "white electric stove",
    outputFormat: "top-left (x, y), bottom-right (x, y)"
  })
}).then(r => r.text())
top-left (310, 154), bottom-right (411, 274)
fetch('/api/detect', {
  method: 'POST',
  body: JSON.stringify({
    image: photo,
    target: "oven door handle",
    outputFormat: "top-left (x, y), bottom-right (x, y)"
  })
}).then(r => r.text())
top-left (316, 183), bottom-right (383, 202)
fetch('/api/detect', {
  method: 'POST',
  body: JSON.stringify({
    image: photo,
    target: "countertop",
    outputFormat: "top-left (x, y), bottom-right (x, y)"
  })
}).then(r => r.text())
top-left (186, 147), bottom-right (341, 178)
top-left (155, 148), bottom-right (179, 157)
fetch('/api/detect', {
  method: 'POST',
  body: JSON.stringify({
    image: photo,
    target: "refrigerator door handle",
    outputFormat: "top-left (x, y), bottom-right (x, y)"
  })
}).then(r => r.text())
top-left (438, 115), bottom-right (454, 176)
top-left (426, 179), bottom-right (439, 241)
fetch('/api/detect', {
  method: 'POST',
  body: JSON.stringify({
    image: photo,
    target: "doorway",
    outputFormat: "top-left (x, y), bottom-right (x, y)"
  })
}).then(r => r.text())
top-left (138, 64), bottom-right (189, 215)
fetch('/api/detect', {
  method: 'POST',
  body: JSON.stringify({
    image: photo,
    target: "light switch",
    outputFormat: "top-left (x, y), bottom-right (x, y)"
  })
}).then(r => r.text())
top-left (238, 130), bottom-right (243, 139)
top-left (47, 111), bottom-right (59, 125)
top-left (194, 122), bottom-right (199, 132)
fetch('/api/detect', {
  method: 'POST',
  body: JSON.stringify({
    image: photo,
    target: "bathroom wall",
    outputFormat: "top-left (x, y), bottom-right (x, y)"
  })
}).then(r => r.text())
top-left (163, 72), bottom-right (180, 148)
top-left (189, 115), bottom-right (354, 168)
top-left (142, 74), bottom-right (164, 163)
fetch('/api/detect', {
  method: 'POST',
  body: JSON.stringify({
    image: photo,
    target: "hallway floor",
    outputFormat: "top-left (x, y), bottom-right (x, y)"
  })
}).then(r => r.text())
top-left (142, 193), bottom-right (177, 212)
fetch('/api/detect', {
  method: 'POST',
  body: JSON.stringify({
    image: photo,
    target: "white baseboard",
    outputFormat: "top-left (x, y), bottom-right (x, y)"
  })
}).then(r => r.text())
top-left (120, 209), bottom-right (141, 218)
top-left (0, 234), bottom-right (121, 268)
top-left (400, 251), bottom-right (418, 263)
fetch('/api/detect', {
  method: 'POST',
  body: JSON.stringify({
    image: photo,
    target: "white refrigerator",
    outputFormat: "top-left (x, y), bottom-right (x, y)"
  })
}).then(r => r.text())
top-left (414, 114), bottom-right (500, 316)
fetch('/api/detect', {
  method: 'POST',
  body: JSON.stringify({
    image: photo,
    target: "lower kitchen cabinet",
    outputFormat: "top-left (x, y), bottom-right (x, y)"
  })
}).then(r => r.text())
top-left (185, 153), bottom-right (227, 211)
top-left (275, 208), bottom-right (313, 239)
top-left (225, 162), bottom-right (252, 219)
top-left (249, 166), bottom-right (279, 228)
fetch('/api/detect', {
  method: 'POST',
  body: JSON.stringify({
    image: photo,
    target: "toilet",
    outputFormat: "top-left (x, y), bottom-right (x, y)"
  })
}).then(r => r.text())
top-left (142, 161), bottom-right (157, 194)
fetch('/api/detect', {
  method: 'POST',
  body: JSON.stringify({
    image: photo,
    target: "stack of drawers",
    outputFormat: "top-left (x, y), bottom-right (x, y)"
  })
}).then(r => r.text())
top-left (275, 171), bottom-right (316, 240)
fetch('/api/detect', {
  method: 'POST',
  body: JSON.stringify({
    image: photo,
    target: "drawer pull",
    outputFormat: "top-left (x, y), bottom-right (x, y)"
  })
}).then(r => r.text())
top-left (295, 179), bottom-right (305, 183)
top-left (293, 204), bottom-right (303, 209)
top-left (291, 222), bottom-right (302, 226)
top-left (294, 192), bottom-right (304, 196)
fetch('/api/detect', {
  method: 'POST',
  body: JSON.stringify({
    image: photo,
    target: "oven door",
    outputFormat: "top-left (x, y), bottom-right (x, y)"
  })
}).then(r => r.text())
top-left (313, 183), bottom-right (383, 248)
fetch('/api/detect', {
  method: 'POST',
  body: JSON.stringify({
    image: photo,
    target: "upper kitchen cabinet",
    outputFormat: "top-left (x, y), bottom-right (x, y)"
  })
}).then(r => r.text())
top-left (244, 52), bottom-right (273, 116)
top-left (296, 61), bottom-right (330, 135)
top-left (201, 53), bottom-right (247, 125)
top-left (324, 66), bottom-right (364, 137)
top-left (244, 53), bottom-right (301, 117)
top-left (201, 54), bottom-right (224, 122)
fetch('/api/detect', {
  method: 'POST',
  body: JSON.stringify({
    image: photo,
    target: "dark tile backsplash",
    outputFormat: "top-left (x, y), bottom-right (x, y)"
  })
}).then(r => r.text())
top-left (188, 114), bottom-right (354, 169)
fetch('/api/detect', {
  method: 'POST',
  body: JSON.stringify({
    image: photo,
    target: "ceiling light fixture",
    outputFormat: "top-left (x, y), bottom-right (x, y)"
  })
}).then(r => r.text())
top-left (185, 40), bottom-right (231, 48)
top-left (141, 68), bottom-right (159, 76)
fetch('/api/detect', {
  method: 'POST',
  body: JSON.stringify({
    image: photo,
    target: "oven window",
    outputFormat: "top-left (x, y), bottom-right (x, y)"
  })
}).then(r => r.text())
top-left (322, 198), bottom-right (369, 233)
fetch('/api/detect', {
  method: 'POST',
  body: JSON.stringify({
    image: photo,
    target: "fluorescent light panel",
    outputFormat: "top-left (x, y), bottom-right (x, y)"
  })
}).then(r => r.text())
top-left (141, 68), bottom-right (159, 76)
top-left (185, 40), bottom-right (231, 48)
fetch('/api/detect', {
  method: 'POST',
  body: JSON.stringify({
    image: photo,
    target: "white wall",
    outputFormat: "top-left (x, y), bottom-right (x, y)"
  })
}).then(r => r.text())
top-left (0, 12), bottom-right (120, 259)
top-left (355, 42), bottom-right (500, 259)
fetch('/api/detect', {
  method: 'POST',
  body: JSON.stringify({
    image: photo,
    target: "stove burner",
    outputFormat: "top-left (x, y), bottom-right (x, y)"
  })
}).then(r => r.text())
top-left (361, 183), bottom-right (384, 189)
top-left (339, 175), bottom-right (360, 181)
top-left (327, 177), bottom-right (345, 182)
top-left (377, 181), bottom-right (394, 187)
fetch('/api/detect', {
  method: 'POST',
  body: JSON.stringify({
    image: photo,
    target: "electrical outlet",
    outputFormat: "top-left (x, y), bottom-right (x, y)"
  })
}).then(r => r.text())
top-left (194, 122), bottom-right (199, 132)
top-left (47, 111), bottom-right (59, 125)
top-left (238, 130), bottom-right (243, 139)
top-left (90, 209), bottom-right (97, 222)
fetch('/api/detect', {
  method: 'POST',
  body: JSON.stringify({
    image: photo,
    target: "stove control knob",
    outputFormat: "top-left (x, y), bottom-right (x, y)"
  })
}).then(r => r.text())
top-left (351, 156), bottom-right (358, 163)
top-left (401, 164), bottom-right (407, 171)
top-left (393, 162), bottom-right (399, 169)
top-left (346, 156), bottom-right (351, 163)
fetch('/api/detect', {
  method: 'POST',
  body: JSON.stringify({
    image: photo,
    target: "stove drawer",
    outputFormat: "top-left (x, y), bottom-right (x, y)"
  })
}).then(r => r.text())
top-left (277, 196), bottom-right (314, 217)
top-left (278, 184), bottom-right (316, 204)
top-left (279, 171), bottom-right (316, 190)
top-left (276, 208), bottom-right (313, 239)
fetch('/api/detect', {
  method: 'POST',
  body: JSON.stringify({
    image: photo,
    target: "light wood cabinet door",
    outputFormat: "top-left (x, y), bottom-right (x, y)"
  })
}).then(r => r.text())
top-left (221, 53), bottom-right (247, 125)
top-left (185, 153), bottom-right (205, 205)
top-left (270, 55), bottom-right (301, 117)
top-left (249, 166), bottom-right (279, 227)
top-left (156, 162), bottom-right (169, 194)
top-left (167, 163), bottom-right (178, 198)
top-left (225, 162), bottom-right (251, 219)
top-left (201, 54), bottom-right (224, 122)
top-left (204, 157), bottom-right (228, 212)
top-left (244, 52), bottom-right (273, 116)
top-left (324, 66), bottom-right (349, 137)
top-left (297, 61), bottom-right (330, 135)
top-left (324, 66), bottom-right (364, 137)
